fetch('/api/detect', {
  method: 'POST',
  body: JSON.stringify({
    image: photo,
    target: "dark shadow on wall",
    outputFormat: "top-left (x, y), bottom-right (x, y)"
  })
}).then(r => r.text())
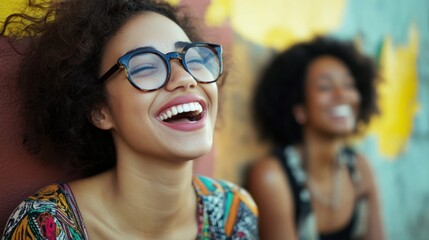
top-left (0, 37), bottom-right (81, 233)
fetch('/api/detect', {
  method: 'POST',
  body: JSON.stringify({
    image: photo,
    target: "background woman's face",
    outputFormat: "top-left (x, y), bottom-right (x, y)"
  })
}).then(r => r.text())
top-left (299, 55), bottom-right (360, 137)
top-left (96, 12), bottom-right (218, 161)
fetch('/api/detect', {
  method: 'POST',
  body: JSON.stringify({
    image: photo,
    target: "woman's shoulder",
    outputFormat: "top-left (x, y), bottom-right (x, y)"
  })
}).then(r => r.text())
top-left (193, 175), bottom-right (259, 239)
top-left (194, 175), bottom-right (253, 197)
top-left (353, 152), bottom-right (374, 175)
top-left (246, 153), bottom-right (293, 195)
top-left (2, 183), bottom-right (87, 240)
top-left (353, 152), bottom-right (377, 193)
top-left (193, 175), bottom-right (257, 212)
top-left (248, 154), bottom-right (284, 178)
top-left (26, 183), bottom-right (70, 202)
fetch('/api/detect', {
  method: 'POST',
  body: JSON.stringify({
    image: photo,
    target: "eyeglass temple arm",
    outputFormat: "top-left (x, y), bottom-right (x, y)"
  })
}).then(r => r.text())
top-left (98, 64), bottom-right (122, 84)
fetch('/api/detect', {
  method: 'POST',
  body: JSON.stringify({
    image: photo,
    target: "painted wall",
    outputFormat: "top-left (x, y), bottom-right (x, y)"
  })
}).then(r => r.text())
top-left (335, 1), bottom-right (429, 239)
top-left (200, 0), bottom-right (429, 239)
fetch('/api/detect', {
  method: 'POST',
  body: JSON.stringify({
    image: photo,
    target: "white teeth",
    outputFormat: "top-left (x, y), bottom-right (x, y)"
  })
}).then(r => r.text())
top-left (190, 103), bottom-right (196, 111)
top-left (331, 105), bottom-right (352, 117)
top-left (183, 104), bottom-right (190, 112)
top-left (166, 110), bottom-right (173, 118)
top-left (158, 102), bottom-right (203, 121)
top-left (177, 105), bottom-right (184, 113)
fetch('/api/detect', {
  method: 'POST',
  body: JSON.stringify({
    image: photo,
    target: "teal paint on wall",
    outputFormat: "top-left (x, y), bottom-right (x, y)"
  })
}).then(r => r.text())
top-left (335, 0), bottom-right (429, 54)
top-left (359, 136), bottom-right (429, 240)
top-left (333, 0), bottom-right (429, 239)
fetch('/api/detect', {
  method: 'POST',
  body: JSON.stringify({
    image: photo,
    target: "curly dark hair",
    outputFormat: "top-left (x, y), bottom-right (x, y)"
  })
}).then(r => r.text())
top-left (0, 0), bottom-right (201, 176)
top-left (252, 37), bottom-right (379, 148)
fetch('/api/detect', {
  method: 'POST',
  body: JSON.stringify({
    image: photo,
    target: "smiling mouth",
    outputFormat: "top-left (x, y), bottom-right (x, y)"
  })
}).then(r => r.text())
top-left (158, 102), bottom-right (204, 123)
top-left (330, 104), bottom-right (353, 118)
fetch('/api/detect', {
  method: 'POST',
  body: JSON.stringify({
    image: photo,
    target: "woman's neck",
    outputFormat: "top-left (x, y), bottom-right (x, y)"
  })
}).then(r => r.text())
top-left (300, 129), bottom-right (345, 180)
top-left (87, 153), bottom-right (198, 238)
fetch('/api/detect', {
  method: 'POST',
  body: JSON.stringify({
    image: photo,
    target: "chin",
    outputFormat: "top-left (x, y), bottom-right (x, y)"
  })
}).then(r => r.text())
top-left (329, 128), bottom-right (355, 137)
top-left (174, 150), bottom-right (211, 161)
top-left (171, 141), bottom-right (213, 160)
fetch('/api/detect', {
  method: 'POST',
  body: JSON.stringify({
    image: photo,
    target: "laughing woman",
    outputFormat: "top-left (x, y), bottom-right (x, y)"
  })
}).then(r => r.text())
top-left (247, 37), bottom-right (385, 240)
top-left (1, 0), bottom-right (258, 239)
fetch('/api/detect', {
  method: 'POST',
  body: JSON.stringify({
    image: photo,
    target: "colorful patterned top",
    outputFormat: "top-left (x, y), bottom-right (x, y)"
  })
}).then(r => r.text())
top-left (2, 176), bottom-right (259, 240)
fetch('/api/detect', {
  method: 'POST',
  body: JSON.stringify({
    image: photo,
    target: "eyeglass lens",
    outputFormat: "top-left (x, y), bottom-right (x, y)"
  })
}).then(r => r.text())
top-left (127, 46), bottom-right (220, 91)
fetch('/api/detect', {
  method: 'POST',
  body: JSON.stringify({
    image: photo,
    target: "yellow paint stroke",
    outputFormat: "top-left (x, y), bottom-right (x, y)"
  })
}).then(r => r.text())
top-left (0, 1), bottom-right (26, 36)
top-left (205, 0), bottom-right (346, 50)
top-left (164, 0), bottom-right (180, 5)
top-left (369, 25), bottom-right (420, 159)
top-left (0, 0), bottom-right (182, 36)
top-left (0, 0), bottom-right (181, 21)
top-left (1, 0), bottom-right (51, 36)
top-left (0, 1), bottom-right (27, 22)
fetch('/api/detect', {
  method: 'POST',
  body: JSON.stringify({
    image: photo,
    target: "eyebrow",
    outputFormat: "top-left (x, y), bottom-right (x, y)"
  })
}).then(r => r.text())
top-left (175, 41), bottom-right (191, 49)
top-left (127, 41), bottom-right (191, 54)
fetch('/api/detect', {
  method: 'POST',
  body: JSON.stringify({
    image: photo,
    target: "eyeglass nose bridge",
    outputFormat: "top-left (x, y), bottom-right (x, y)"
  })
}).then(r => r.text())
top-left (164, 51), bottom-right (194, 77)
top-left (165, 51), bottom-right (185, 66)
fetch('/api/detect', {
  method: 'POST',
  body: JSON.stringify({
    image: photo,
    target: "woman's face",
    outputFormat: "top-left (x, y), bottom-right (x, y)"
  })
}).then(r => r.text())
top-left (296, 55), bottom-right (360, 137)
top-left (97, 12), bottom-right (218, 161)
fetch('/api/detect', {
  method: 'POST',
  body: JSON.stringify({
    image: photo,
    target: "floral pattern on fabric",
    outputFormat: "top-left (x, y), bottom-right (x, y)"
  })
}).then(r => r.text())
top-left (193, 176), bottom-right (259, 239)
top-left (2, 176), bottom-right (258, 240)
top-left (2, 184), bottom-right (87, 240)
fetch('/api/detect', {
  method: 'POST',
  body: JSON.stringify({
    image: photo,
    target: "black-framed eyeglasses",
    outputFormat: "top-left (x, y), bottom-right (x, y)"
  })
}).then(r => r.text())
top-left (98, 42), bottom-right (223, 92)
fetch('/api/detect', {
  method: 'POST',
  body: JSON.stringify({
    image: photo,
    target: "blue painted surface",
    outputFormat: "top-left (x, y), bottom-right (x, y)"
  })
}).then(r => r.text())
top-left (334, 0), bottom-right (429, 239)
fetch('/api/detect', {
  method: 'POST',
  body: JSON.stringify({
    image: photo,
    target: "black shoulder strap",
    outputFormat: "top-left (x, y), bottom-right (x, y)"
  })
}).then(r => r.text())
top-left (343, 147), bottom-right (361, 185)
top-left (273, 148), bottom-right (303, 224)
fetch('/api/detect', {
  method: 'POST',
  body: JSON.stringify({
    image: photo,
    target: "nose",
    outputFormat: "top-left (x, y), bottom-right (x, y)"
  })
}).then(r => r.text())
top-left (333, 84), bottom-right (353, 103)
top-left (165, 60), bottom-right (197, 91)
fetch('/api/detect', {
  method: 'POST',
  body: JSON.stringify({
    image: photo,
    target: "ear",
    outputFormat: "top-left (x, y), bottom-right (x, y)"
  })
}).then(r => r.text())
top-left (88, 105), bottom-right (114, 130)
top-left (293, 104), bottom-right (307, 125)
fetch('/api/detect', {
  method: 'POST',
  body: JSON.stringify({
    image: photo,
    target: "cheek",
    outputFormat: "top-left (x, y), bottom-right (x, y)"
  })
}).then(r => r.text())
top-left (207, 84), bottom-right (219, 110)
top-left (307, 90), bottom-right (330, 114)
top-left (350, 90), bottom-right (361, 109)
top-left (106, 85), bottom-right (153, 127)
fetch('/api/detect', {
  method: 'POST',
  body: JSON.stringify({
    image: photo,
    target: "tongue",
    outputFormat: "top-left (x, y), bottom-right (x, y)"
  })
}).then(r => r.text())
top-left (165, 117), bottom-right (195, 123)
top-left (164, 111), bottom-right (198, 123)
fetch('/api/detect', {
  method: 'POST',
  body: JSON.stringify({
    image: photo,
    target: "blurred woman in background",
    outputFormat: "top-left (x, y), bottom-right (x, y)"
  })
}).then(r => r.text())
top-left (247, 37), bottom-right (385, 240)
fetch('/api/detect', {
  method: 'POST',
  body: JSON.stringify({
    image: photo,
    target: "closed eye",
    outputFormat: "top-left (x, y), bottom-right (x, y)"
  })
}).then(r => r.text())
top-left (186, 58), bottom-right (204, 70)
top-left (129, 65), bottom-right (160, 77)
